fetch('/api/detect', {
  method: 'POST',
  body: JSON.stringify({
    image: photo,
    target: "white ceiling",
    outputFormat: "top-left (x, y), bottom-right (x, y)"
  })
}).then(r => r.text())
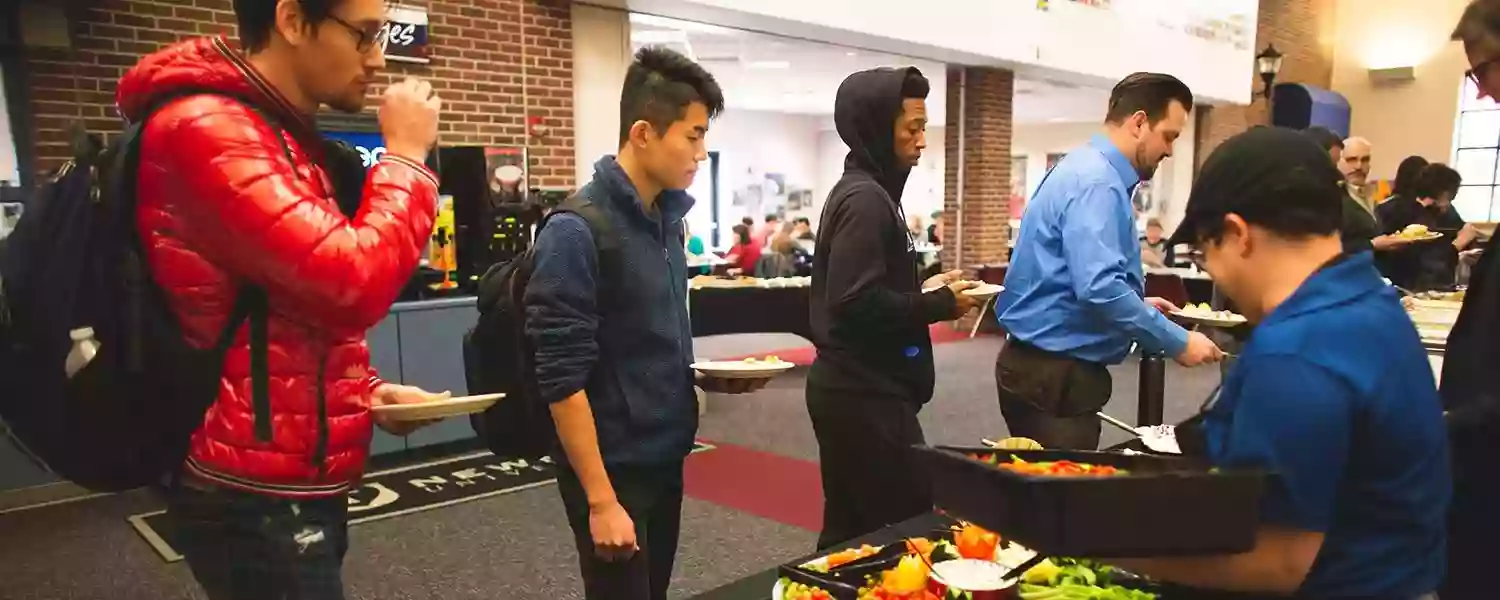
top-left (629, 13), bottom-right (1110, 126)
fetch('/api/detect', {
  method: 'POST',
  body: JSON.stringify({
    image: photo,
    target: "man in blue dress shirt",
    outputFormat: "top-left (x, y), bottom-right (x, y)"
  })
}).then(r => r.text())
top-left (995, 73), bottom-right (1222, 450)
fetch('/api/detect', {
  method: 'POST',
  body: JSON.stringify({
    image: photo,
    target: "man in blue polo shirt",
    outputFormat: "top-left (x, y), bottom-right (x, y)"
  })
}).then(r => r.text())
top-left (1119, 127), bottom-right (1448, 599)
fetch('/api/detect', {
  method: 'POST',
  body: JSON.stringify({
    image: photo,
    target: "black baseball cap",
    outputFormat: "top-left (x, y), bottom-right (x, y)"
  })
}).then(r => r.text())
top-left (1168, 126), bottom-right (1346, 247)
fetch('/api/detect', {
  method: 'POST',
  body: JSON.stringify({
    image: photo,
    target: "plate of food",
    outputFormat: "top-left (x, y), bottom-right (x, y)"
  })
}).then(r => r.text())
top-left (963, 283), bottom-right (1004, 297)
top-left (691, 355), bottom-right (796, 379)
top-left (1394, 224), bottom-right (1444, 242)
top-left (1170, 303), bottom-right (1248, 327)
top-left (370, 393), bottom-right (504, 421)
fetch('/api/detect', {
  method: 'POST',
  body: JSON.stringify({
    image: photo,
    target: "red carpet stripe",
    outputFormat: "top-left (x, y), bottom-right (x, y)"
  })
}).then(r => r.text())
top-left (685, 440), bottom-right (824, 532)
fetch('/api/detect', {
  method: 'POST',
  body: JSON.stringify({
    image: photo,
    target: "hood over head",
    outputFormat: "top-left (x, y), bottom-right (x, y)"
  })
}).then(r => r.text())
top-left (834, 66), bottom-right (924, 202)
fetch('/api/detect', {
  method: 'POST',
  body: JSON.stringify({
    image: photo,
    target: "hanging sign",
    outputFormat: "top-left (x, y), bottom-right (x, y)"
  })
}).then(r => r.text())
top-left (385, 4), bottom-right (431, 64)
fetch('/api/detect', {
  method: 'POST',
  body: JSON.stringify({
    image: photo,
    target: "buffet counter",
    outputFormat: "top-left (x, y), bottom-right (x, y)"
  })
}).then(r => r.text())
top-left (692, 514), bottom-right (947, 600)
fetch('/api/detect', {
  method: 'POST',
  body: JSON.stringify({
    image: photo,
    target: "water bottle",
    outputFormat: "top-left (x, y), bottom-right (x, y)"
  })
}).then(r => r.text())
top-left (65, 327), bottom-right (100, 379)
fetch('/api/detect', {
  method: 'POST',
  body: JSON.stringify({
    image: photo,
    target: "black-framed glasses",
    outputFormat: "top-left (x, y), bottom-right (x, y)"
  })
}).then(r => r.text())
top-left (327, 15), bottom-right (388, 53)
top-left (1465, 56), bottom-right (1500, 87)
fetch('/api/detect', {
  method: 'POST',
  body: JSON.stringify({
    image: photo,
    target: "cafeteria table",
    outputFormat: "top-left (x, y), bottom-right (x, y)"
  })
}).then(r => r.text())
top-left (689, 285), bottom-right (813, 341)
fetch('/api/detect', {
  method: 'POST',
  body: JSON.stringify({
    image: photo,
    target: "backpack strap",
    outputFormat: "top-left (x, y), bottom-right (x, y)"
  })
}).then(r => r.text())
top-left (544, 194), bottom-right (621, 308)
top-left (129, 92), bottom-right (290, 443)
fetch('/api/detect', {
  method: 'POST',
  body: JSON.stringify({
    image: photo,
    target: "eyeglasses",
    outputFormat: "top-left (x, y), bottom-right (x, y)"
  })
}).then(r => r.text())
top-left (326, 14), bottom-right (388, 54)
top-left (1465, 56), bottom-right (1500, 87)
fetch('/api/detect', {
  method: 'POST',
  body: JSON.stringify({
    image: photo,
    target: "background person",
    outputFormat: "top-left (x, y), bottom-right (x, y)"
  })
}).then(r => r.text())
top-left (995, 73), bottom-right (1222, 451)
top-left (725, 223), bottom-right (762, 275)
top-left (1139, 217), bottom-right (1169, 268)
top-left (1302, 128), bottom-right (1418, 257)
top-left (1378, 164), bottom-right (1467, 291)
top-left (755, 234), bottom-right (801, 279)
top-left (1340, 136), bottom-right (1375, 213)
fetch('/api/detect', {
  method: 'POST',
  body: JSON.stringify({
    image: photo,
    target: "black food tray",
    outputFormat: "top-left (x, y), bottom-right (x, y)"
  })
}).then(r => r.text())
top-left (920, 446), bottom-right (1268, 557)
top-left (774, 531), bottom-right (954, 600)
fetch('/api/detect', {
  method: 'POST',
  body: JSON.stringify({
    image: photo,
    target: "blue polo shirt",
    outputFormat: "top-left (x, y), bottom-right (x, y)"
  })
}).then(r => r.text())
top-left (1203, 251), bottom-right (1449, 598)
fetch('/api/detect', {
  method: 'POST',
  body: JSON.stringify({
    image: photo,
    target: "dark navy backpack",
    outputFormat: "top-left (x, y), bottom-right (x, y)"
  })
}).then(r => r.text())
top-left (464, 195), bottom-right (618, 460)
top-left (0, 101), bottom-right (277, 492)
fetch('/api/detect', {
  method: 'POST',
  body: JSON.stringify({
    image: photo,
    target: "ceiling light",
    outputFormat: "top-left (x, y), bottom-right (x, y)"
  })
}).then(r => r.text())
top-left (846, 51), bottom-right (857, 57)
top-left (632, 30), bottom-right (687, 45)
top-left (629, 13), bottom-right (737, 35)
top-left (748, 61), bottom-right (791, 70)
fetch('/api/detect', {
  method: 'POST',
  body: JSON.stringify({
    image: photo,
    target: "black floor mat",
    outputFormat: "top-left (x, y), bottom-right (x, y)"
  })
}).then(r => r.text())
top-left (129, 442), bottom-right (715, 562)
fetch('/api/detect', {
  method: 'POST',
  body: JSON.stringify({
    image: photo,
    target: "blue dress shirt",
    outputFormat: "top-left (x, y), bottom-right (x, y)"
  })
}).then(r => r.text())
top-left (996, 135), bottom-right (1188, 364)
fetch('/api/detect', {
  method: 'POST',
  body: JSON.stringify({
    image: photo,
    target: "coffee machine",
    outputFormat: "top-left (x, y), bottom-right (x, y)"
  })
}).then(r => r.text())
top-left (438, 146), bottom-right (543, 291)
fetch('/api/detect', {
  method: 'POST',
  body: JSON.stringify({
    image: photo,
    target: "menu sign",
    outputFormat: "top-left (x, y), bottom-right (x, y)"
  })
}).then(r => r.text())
top-left (385, 4), bottom-right (431, 64)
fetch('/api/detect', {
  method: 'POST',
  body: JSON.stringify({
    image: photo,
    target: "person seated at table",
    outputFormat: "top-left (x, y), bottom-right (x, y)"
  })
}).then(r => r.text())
top-left (755, 234), bottom-right (801, 279)
top-left (684, 220), bottom-right (710, 276)
top-left (1119, 127), bottom-right (1449, 600)
top-left (793, 217), bottom-right (817, 241)
top-left (725, 223), bottom-right (762, 275)
top-left (1139, 217), bottom-right (1169, 267)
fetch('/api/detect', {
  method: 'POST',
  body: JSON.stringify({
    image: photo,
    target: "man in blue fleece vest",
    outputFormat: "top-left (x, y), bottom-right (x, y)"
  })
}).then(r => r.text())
top-left (524, 47), bottom-right (763, 600)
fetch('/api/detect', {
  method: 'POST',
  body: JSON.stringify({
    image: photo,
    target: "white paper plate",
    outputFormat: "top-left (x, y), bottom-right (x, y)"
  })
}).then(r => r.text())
top-left (370, 393), bottom-right (504, 421)
top-left (963, 284), bottom-right (1004, 297)
top-left (691, 360), bottom-right (796, 380)
top-left (1170, 310), bottom-right (1248, 327)
top-left (771, 578), bottom-right (783, 600)
top-left (1395, 232), bottom-right (1444, 242)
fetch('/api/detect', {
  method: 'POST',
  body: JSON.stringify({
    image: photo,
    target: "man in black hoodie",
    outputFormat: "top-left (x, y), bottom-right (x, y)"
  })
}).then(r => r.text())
top-left (807, 66), bottom-right (980, 549)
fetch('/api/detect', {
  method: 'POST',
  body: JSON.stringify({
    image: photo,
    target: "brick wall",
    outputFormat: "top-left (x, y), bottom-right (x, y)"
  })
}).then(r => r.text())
top-left (944, 66), bottom-right (1014, 331)
top-left (22, 0), bottom-right (576, 188)
top-left (943, 66), bottom-right (1015, 273)
top-left (1197, 0), bottom-right (1339, 166)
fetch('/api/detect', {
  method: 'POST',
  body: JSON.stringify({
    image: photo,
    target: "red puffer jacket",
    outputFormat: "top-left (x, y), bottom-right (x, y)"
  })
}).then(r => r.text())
top-left (118, 37), bottom-right (438, 497)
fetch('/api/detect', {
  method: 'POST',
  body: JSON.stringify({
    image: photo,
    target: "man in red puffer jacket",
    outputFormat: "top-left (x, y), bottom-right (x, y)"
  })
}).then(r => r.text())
top-left (118, 1), bottom-right (443, 597)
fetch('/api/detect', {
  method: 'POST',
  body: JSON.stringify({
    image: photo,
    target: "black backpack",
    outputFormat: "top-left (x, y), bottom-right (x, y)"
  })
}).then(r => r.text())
top-left (0, 99), bottom-right (290, 492)
top-left (464, 195), bottom-right (618, 460)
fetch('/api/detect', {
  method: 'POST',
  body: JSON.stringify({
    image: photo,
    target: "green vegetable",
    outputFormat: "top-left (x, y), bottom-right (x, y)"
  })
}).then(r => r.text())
top-left (929, 539), bottom-right (963, 563)
top-left (1019, 560), bottom-right (1157, 600)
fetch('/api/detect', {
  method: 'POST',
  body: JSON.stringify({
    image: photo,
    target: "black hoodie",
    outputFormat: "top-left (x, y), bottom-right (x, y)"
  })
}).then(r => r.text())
top-left (808, 67), bottom-right (958, 403)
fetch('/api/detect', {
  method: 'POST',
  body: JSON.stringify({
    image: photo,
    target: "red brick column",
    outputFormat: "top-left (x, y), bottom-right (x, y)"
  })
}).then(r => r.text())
top-left (943, 66), bottom-right (1015, 332)
top-left (1197, 0), bottom-right (1337, 167)
top-left (24, 0), bottom-right (576, 188)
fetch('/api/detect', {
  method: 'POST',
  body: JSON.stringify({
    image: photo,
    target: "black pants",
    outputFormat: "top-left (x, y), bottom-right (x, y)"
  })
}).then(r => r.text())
top-left (557, 461), bottom-right (685, 600)
top-left (806, 384), bottom-right (932, 550)
top-left (1442, 475), bottom-right (1499, 600)
top-left (166, 478), bottom-right (350, 600)
top-left (995, 339), bottom-right (1112, 451)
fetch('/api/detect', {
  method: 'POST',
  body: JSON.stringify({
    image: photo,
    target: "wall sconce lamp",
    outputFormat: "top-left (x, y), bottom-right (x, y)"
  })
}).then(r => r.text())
top-left (1368, 66), bottom-right (1417, 85)
top-left (1256, 44), bottom-right (1284, 99)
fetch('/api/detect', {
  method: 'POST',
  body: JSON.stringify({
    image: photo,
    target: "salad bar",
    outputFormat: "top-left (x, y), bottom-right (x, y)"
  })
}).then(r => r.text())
top-left (774, 519), bottom-right (1162, 600)
top-left (694, 445), bottom-right (1273, 600)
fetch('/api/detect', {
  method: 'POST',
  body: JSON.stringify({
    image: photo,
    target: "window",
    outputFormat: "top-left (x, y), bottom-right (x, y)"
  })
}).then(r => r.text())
top-left (1453, 77), bottom-right (1500, 222)
top-left (0, 62), bottom-right (18, 187)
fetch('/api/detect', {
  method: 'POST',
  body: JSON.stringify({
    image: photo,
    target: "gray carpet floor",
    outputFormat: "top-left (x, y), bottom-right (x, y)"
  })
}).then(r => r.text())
top-left (0, 332), bottom-right (1222, 600)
